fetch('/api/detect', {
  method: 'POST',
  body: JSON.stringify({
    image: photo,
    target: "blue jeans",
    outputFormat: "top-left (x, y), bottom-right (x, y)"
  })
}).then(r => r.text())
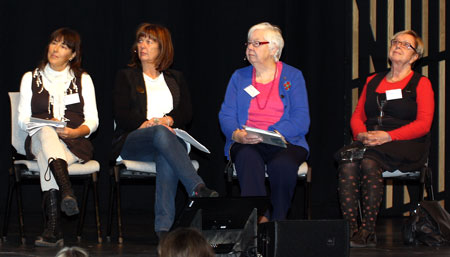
top-left (120, 125), bottom-right (204, 232)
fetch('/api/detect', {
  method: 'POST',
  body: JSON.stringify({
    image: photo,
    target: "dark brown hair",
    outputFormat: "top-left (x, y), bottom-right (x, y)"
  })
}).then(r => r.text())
top-left (128, 23), bottom-right (174, 71)
top-left (39, 28), bottom-right (83, 76)
top-left (157, 228), bottom-right (215, 257)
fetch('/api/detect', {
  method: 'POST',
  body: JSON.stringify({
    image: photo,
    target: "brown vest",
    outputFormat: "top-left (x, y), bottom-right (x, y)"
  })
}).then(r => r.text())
top-left (25, 68), bottom-right (93, 161)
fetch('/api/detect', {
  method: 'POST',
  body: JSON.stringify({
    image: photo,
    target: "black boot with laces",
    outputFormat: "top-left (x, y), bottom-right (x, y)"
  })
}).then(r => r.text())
top-left (35, 189), bottom-right (64, 247)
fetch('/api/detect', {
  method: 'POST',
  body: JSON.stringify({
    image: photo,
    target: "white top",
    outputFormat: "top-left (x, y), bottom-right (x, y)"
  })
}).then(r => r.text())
top-left (18, 66), bottom-right (99, 137)
top-left (143, 72), bottom-right (173, 119)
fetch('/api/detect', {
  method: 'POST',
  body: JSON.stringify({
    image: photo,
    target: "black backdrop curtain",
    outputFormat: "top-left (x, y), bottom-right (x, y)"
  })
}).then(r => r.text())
top-left (0, 0), bottom-right (347, 219)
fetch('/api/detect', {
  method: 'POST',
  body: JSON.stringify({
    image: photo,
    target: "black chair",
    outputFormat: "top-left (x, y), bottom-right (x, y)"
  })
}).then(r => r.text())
top-left (381, 161), bottom-right (434, 204)
top-left (356, 160), bottom-right (435, 221)
top-left (107, 151), bottom-right (199, 244)
top-left (2, 92), bottom-right (102, 244)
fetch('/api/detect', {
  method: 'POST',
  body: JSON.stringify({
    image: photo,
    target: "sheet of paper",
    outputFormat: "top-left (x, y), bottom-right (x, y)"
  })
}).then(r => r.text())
top-left (173, 128), bottom-right (210, 154)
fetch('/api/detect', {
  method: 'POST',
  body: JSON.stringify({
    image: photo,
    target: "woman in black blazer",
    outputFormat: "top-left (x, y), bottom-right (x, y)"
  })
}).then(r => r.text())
top-left (113, 23), bottom-right (218, 239)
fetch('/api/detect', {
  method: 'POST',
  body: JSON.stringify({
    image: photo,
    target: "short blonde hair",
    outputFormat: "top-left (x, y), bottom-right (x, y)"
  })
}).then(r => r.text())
top-left (55, 246), bottom-right (89, 257)
top-left (392, 30), bottom-right (424, 59)
top-left (158, 228), bottom-right (215, 257)
top-left (248, 22), bottom-right (284, 62)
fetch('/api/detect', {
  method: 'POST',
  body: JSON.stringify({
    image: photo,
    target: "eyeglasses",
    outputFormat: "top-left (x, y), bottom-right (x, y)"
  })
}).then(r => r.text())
top-left (391, 39), bottom-right (417, 52)
top-left (245, 41), bottom-right (270, 47)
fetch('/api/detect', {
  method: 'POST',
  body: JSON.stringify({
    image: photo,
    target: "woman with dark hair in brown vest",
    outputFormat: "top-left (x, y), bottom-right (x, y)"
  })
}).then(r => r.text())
top-left (18, 28), bottom-right (99, 247)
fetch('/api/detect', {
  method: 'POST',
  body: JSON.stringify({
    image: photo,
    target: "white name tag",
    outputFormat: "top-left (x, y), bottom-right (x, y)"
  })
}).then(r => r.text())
top-left (385, 89), bottom-right (402, 100)
top-left (64, 93), bottom-right (80, 105)
top-left (244, 85), bottom-right (260, 97)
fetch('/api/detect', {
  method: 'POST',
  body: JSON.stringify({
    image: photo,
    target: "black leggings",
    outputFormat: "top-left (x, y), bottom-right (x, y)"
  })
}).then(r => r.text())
top-left (338, 158), bottom-right (383, 233)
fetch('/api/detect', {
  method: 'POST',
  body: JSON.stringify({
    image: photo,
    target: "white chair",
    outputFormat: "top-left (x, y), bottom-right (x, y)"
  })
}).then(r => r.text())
top-left (382, 163), bottom-right (434, 203)
top-left (2, 92), bottom-right (102, 244)
top-left (106, 141), bottom-right (199, 244)
top-left (226, 161), bottom-right (312, 219)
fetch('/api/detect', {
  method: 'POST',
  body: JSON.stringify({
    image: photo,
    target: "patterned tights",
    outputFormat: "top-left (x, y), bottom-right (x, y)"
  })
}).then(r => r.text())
top-left (338, 158), bottom-right (383, 234)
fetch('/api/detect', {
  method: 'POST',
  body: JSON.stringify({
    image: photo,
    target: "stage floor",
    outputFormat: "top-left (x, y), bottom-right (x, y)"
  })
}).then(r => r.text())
top-left (1, 214), bottom-right (449, 257)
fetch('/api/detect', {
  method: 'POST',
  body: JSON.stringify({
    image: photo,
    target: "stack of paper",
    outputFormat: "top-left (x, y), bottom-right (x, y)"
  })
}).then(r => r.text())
top-left (26, 117), bottom-right (66, 136)
top-left (243, 126), bottom-right (287, 148)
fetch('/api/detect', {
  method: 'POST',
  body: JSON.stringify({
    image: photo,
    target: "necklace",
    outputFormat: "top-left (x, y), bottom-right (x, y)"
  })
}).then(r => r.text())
top-left (251, 65), bottom-right (278, 110)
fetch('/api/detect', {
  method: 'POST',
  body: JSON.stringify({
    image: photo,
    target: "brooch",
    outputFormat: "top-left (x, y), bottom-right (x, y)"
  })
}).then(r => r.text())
top-left (283, 81), bottom-right (291, 91)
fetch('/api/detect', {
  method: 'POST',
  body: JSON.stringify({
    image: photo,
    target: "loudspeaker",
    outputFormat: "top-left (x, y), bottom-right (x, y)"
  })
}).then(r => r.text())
top-left (174, 197), bottom-right (270, 256)
top-left (258, 220), bottom-right (349, 257)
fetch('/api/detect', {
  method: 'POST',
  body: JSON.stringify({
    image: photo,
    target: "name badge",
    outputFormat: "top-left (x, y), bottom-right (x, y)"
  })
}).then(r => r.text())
top-left (64, 93), bottom-right (81, 105)
top-left (385, 89), bottom-right (402, 101)
top-left (244, 85), bottom-right (260, 97)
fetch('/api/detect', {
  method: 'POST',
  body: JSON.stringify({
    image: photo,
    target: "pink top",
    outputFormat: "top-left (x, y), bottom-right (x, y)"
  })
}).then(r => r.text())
top-left (246, 62), bottom-right (284, 130)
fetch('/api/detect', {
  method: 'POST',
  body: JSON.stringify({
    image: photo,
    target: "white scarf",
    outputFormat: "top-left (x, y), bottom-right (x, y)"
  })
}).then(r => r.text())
top-left (40, 64), bottom-right (75, 121)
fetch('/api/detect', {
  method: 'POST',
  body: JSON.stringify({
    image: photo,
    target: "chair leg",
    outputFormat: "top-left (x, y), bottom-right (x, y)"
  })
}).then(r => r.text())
top-left (425, 167), bottom-right (435, 201)
top-left (91, 173), bottom-right (102, 244)
top-left (2, 169), bottom-right (16, 241)
top-left (106, 171), bottom-right (116, 242)
top-left (76, 178), bottom-right (90, 242)
top-left (16, 178), bottom-right (26, 245)
top-left (304, 180), bottom-right (311, 219)
top-left (115, 167), bottom-right (124, 244)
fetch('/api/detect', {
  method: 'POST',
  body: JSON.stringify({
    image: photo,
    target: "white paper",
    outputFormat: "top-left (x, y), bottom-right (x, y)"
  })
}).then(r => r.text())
top-left (26, 117), bottom-right (66, 137)
top-left (173, 128), bottom-right (210, 154)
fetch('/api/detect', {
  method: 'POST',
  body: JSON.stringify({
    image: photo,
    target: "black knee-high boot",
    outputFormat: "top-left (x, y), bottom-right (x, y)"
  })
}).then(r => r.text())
top-left (49, 158), bottom-right (79, 216)
top-left (35, 189), bottom-right (64, 247)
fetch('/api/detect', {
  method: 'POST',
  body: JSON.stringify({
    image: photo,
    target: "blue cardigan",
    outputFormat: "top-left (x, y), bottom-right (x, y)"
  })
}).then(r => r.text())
top-left (219, 62), bottom-right (310, 159)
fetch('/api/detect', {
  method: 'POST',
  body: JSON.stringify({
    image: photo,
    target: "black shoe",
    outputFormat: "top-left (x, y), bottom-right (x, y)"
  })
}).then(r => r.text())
top-left (35, 233), bottom-right (64, 247)
top-left (49, 158), bottom-right (79, 216)
top-left (156, 231), bottom-right (168, 241)
top-left (35, 189), bottom-right (64, 247)
top-left (61, 195), bottom-right (79, 216)
top-left (191, 184), bottom-right (219, 198)
top-left (350, 229), bottom-right (377, 248)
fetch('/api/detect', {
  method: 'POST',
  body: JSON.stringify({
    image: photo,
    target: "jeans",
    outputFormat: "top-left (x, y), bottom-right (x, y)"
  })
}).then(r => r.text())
top-left (120, 125), bottom-right (204, 232)
top-left (231, 143), bottom-right (308, 220)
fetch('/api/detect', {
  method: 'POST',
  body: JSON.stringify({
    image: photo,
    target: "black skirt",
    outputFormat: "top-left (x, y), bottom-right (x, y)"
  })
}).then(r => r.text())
top-left (364, 135), bottom-right (429, 172)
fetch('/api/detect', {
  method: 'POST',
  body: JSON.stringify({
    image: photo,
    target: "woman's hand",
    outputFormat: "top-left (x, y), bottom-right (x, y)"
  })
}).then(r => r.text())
top-left (56, 125), bottom-right (90, 139)
top-left (232, 129), bottom-right (263, 144)
top-left (139, 116), bottom-right (174, 129)
top-left (138, 120), bottom-right (175, 134)
top-left (139, 120), bottom-right (153, 129)
top-left (358, 131), bottom-right (392, 146)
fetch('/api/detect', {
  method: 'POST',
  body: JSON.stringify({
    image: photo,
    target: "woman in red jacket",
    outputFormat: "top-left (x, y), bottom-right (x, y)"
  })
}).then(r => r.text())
top-left (338, 30), bottom-right (434, 247)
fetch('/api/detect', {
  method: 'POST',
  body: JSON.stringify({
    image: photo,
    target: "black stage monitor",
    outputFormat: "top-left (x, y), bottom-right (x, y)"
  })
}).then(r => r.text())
top-left (173, 197), bottom-right (270, 256)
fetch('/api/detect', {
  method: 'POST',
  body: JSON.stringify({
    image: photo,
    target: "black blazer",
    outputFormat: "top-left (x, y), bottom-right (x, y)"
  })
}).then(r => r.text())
top-left (112, 67), bottom-right (192, 160)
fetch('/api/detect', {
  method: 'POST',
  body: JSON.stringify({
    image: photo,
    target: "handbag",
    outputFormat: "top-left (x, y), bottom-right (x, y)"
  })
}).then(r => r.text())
top-left (334, 141), bottom-right (366, 163)
top-left (403, 201), bottom-right (450, 246)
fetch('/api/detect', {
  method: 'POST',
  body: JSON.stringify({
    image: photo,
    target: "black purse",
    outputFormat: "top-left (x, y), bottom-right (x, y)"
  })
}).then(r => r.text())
top-left (403, 201), bottom-right (450, 246)
top-left (334, 141), bottom-right (367, 163)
